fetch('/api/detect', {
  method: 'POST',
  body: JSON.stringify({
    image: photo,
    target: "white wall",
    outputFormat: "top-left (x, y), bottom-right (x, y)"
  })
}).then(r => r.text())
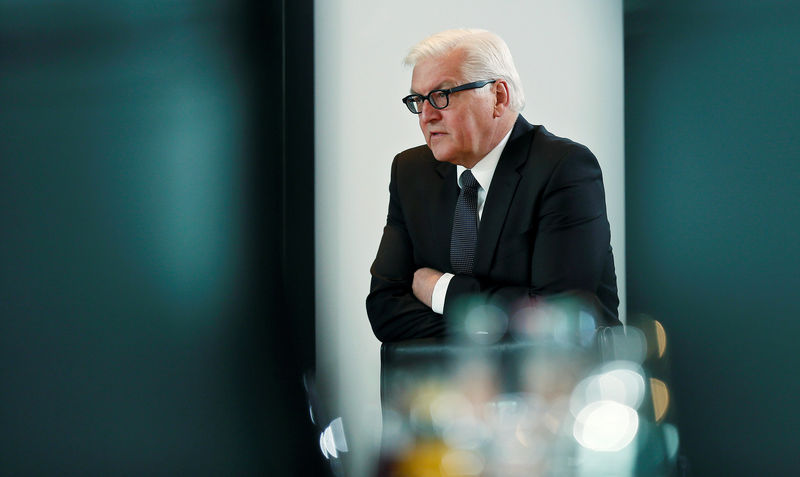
top-left (315, 2), bottom-right (624, 475)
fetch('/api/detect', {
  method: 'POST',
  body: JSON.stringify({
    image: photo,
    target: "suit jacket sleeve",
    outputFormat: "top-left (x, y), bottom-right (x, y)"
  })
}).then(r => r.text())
top-left (444, 143), bottom-right (618, 324)
top-left (366, 156), bottom-right (448, 342)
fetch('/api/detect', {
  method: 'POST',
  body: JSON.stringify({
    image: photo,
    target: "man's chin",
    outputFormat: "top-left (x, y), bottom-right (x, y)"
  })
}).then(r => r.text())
top-left (433, 155), bottom-right (456, 164)
top-left (429, 146), bottom-right (453, 164)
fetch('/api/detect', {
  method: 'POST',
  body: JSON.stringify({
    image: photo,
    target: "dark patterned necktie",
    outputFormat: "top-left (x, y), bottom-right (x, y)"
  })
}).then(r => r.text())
top-left (450, 170), bottom-right (480, 275)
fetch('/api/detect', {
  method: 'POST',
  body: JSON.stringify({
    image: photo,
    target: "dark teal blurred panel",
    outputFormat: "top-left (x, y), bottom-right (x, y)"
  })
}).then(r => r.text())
top-left (625, 1), bottom-right (800, 475)
top-left (1, 1), bottom-right (319, 475)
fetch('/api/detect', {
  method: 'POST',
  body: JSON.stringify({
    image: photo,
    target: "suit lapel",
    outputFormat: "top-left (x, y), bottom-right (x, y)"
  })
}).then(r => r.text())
top-left (473, 116), bottom-right (535, 276)
top-left (432, 161), bottom-right (458, 272)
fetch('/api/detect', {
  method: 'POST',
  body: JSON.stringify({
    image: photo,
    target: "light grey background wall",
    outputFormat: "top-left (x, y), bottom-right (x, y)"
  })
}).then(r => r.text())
top-left (315, 2), bottom-right (625, 475)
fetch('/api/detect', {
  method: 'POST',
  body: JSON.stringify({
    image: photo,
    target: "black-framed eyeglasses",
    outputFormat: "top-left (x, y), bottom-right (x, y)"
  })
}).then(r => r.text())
top-left (402, 79), bottom-right (496, 114)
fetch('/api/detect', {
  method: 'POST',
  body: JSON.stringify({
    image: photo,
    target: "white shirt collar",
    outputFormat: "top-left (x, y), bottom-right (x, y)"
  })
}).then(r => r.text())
top-left (456, 127), bottom-right (513, 192)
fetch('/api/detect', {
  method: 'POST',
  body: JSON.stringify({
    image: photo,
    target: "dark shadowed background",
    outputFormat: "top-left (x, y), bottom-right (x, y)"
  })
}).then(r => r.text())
top-left (625, 0), bottom-right (800, 475)
top-left (1, 1), bottom-right (323, 475)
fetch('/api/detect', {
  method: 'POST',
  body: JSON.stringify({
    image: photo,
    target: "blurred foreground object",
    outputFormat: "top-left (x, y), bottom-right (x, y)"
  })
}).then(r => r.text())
top-left (0, 0), bottom-right (320, 474)
top-left (377, 296), bottom-right (683, 476)
top-left (305, 373), bottom-right (349, 477)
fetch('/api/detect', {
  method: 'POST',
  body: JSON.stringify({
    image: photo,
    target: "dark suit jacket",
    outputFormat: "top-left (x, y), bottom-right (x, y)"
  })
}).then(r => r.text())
top-left (367, 115), bottom-right (619, 342)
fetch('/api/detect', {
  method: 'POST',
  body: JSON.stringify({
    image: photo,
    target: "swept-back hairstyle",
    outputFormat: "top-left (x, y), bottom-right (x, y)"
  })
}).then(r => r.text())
top-left (404, 28), bottom-right (526, 112)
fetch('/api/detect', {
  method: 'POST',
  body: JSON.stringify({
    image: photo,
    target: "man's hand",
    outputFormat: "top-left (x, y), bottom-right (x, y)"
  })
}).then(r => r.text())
top-left (412, 267), bottom-right (443, 308)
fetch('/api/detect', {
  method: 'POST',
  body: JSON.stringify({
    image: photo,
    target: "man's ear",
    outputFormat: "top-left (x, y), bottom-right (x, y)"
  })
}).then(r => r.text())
top-left (493, 80), bottom-right (511, 117)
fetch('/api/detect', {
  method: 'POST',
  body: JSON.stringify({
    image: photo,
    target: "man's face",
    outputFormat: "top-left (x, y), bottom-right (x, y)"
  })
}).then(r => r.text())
top-left (410, 49), bottom-right (498, 167)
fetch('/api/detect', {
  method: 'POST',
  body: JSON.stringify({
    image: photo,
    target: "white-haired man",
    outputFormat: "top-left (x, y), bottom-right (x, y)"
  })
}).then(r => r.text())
top-left (367, 29), bottom-right (619, 342)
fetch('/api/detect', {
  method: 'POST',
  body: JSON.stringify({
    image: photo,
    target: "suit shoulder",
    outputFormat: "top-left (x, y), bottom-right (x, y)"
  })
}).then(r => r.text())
top-left (395, 144), bottom-right (435, 165)
top-left (525, 126), bottom-right (602, 182)
top-left (534, 127), bottom-right (594, 160)
top-left (393, 144), bottom-right (442, 182)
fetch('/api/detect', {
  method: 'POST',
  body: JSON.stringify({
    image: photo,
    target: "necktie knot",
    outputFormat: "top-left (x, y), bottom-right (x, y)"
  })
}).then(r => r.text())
top-left (460, 170), bottom-right (480, 191)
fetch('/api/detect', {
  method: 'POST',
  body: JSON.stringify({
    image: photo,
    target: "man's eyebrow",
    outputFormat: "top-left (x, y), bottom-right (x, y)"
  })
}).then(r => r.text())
top-left (409, 81), bottom-right (454, 95)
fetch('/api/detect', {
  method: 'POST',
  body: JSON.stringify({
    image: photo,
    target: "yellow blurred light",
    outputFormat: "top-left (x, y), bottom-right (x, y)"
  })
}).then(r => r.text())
top-left (650, 378), bottom-right (670, 422)
top-left (654, 320), bottom-right (667, 358)
top-left (394, 439), bottom-right (449, 477)
top-left (440, 449), bottom-right (485, 476)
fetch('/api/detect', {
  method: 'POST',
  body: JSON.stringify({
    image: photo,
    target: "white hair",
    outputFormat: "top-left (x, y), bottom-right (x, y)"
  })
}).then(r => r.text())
top-left (404, 28), bottom-right (526, 112)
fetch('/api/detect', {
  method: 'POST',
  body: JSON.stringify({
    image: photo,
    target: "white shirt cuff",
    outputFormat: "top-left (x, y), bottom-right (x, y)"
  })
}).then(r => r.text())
top-left (431, 273), bottom-right (454, 315)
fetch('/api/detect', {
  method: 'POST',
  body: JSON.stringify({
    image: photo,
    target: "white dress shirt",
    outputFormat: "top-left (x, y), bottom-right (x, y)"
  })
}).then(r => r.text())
top-left (430, 128), bottom-right (513, 314)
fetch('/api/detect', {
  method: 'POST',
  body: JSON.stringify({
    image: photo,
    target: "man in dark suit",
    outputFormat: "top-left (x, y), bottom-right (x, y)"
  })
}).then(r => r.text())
top-left (367, 29), bottom-right (619, 342)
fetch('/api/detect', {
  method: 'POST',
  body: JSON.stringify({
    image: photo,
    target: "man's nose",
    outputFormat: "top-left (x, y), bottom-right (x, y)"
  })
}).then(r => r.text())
top-left (419, 99), bottom-right (441, 122)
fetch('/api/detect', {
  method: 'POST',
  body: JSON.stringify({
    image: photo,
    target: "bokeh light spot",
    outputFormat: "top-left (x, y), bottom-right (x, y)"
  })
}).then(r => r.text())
top-left (650, 378), bottom-right (670, 422)
top-left (573, 400), bottom-right (639, 452)
top-left (654, 320), bottom-right (667, 358)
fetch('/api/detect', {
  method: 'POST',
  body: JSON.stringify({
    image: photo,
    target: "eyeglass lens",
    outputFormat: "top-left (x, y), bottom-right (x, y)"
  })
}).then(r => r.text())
top-left (406, 91), bottom-right (448, 114)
